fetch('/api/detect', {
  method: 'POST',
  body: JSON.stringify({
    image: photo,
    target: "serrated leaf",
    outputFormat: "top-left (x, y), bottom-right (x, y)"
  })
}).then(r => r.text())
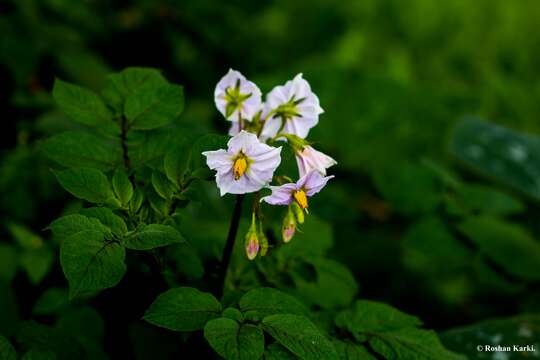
top-left (204, 318), bottom-right (264, 360)
top-left (239, 287), bottom-right (308, 318)
top-left (124, 224), bottom-right (184, 250)
top-left (80, 207), bottom-right (127, 237)
top-left (369, 328), bottom-right (466, 360)
top-left (335, 300), bottom-right (422, 337)
top-left (262, 314), bottom-right (338, 360)
top-left (60, 230), bottom-right (126, 299)
top-left (53, 79), bottom-right (112, 126)
top-left (0, 335), bottom-right (17, 360)
top-left (41, 131), bottom-right (122, 172)
top-left (112, 169), bottom-right (133, 205)
top-left (125, 83), bottom-right (184, 130)
top-left (48, 214), bottom-right (111, 242)
top-left (459, 216), bottom-right (540, 280)
top-left (451, 118), bottom-right (540, 201)
top-left (144, 287), bottom-right (222, 331)
top-left (55, 168), bottom-right (114, 204)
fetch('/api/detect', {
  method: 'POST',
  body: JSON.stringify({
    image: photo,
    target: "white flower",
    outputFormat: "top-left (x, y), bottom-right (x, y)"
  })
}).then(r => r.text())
top-left (295, 145), bottom-right (337, 177)
top-left (261, 170), bottom-right (334, 209)
top-left (214, 69), bottom-right (262, 121)
top-left (202, 131), bottom-right (282, 196)
top-left (261, 73), bottom-right (323, 139)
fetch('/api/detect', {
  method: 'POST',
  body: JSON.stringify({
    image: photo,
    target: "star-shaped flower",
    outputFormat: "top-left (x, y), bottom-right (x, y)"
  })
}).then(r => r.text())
top-left (295, 145), bottom-right (337, 177)
top-left (203, 131), bottom-right (282, 196)
top-left (214, 69), bottom-right (262, 122)
top-left (261, 170), bottom-right (334, 209)
top-left (261, 73), bottom-right (323, 139)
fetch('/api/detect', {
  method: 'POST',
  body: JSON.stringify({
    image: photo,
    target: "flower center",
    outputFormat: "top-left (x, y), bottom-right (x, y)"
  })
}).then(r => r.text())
top-left (233, 155), bottom-right (248, 180)
top-left (273, 96), bottom-right (306, 120)
top-left (293, 189), bottom-right (308, 209)
top-left (224, 80), bottom-right (252, 118)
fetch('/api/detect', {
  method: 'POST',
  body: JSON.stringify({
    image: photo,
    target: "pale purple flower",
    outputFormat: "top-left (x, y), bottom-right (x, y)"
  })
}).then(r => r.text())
top-left (202, 131), bottom-right (281, 196)
top-left (214, 69), bottom-right (262, 121)
top-left (261, 73), bottom-right (324, 139)
top-left (296, 145), bottom-right (337, 177)
top-left (261, 170), bottom-right (334, 209)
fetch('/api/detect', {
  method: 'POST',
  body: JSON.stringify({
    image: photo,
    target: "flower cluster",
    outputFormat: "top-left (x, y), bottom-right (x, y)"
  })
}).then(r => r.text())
top-left (203, 69), bottom-right (336, 259)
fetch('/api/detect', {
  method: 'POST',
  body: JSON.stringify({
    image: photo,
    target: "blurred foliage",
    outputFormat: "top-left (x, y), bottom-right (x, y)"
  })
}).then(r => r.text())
top-left (2, 0), bottom-right (540, 358)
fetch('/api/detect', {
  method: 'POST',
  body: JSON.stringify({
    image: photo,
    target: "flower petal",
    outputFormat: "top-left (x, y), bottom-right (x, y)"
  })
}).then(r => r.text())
top-left (202, 149), bottom-right (232, 172)
top-left (261, 183), bottom-right (297, 205)
top-left (298, 170), bottom-right (334, 197)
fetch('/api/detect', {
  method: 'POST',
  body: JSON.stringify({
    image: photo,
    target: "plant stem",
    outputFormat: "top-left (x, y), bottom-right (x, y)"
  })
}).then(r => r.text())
top-left (217, 194), bottom-right (245, 298)
top-left (120, 115), bottom-right (131, 170)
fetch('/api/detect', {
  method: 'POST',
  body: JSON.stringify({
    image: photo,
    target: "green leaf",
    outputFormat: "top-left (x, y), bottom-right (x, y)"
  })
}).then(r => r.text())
top-left (0, 335), bottom-right (17, 360)
top-left (48, 214), bottom-right (111, 242)
top-left (152, 171), bottom-right (174, 200)
top-left (16, 321), bottom-right (84, 359)
top-left (33, 288), bottom-right (70, 315)
top-left (102, 67), bottom-right (167, 112)
top-left (7, 222), bottom-right (43, 249)
top-left (239, 287), bottom-right (308, 318)
top-left (60, 230), bottom-right (126, 299)
top-left (125, 83), bottom-right (184, 130)
top-left (445, 184), bottom-right (524, 217)
top-left (459, 216), bottom-right (540, 280)
top-left (164, 138), bottom-right (190, 186)
top-left (53, 79), bottom-right (112, 126)
top-left (112, 169), bottom-right (133, 205)
top-left (332, 340), bottom-right (377, 360)
top-left (143, 287), bottom-right (222, 331)
top-left (335, 300), bottom-right (422, 337)
top-left (80, 207), bottom-right (127, 237)
top-left (451, 118), bottom-right (540, 201)
top-left (41, 131), bottom-right (122, 172)
top-left (55, 168), bottom-right (114, 203)
top-left (222, 308), bottom-right (244, 322)
top-left (264, 343), bottom-right (297, 360)
top-left (369, 328), bottom-right (466, 360)
top-left (19, 248), bottom-right (54, 285)
top-left (440, 314), bottom-right (540, 358)
top-left (0, 244), bottom-right (18, 282)
top-left (261, 314), bottom-right (338, 360)
top-left (292, 258), bottom-right (358, 310)
top-left (204, 318), bottom-right (264, 360)
top-left (124, 224), bottom-right (184, 250)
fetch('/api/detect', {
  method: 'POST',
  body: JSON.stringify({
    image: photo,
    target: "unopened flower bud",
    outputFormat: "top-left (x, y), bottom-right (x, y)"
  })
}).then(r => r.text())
top-left (245, 214), bottom-right (260, 260)
top-left (282, 208), bottom-right (297, 243)
top-left (290, 202), bottom-right (305, 224)
top-left (258, 225), bottom-right (269, 256)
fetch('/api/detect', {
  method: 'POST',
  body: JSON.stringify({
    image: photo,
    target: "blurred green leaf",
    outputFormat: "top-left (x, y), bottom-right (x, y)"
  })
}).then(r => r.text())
top-left (459, 216), bottom-right (540, 280)
top-left (144, 287), bottom-right (222, 331)
top-left (60, 230), bottom-right (126, 299)
top-left (445, 184), bottom-right (524, 217)
top-left (55, 168), bottom-right (114, 204)
top-left (20, 248), bottom-right (54, 285)
top-left (53, 79), bottom-right (112, 126)
top-left (264, 343), bottom-right (296, 360)
top-left (151, 171), bottom-right (174, 200)
top-left (164, 138), bottom-right (190, 186)
top-left (0, 335), bottom-right (17, 360)
top-left (204, 318), bottom-right (264, 360)
top-left (451, 118), bottom-right (540, 201)
top-left (33, 288), bottom-right (70, 315)
top-left (332, 340), bottom-right (376, 360)
top-left (0, 244), bottom-right (18, 282)
top-left (7, 223), bottom-right (43, 250)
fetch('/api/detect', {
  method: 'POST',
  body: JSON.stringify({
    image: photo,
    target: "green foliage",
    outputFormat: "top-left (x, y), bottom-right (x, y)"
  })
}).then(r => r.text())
top-left (55, 168), bottom-right (115, 204)
top-left (239, 287), bottom-right (309, 319)
top-left (0, 335), bottom-right (17, 360)
top-left (261, 314), bottom-right (338, 360)
top-left (112, 169), bottom-right (133, 205)
top-left (204, 318), bottom-right (265, 360)
top-left (124, 224), bottom-right (184, 250)
top-left (60, 230), bottom-right (126, 299)
top-left (143, 287), bottom-right (222, 331)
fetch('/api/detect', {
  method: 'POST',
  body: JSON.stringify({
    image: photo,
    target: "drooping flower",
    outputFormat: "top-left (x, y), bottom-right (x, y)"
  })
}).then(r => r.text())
top-left (245, 215), bottom-right (260, 260)
top-left (214, 69), bottom-right (262, 121)
top-left (282, 208), bottom-right (296, 243)
top-left (295, 145), bottom-right (337, 177)
top-left (261, 170), bottom-right (334, 209)
top-left (261, 73), bottom-right (323, 139)
top-left (203, 131), bottom-right (282, 196)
